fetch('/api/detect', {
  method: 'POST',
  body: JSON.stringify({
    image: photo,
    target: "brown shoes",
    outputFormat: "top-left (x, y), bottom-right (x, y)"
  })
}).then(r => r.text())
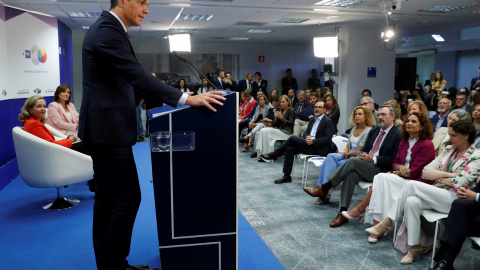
top-left (303, 186), bottom-right (327, 198)
top-left (330, 212), bottom-right (349, 228)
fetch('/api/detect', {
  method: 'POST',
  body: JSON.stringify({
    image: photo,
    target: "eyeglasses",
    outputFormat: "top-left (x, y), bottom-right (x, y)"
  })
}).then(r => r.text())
top-left (360, 102), bottom-right (370, 106)
top-left (314, 106), bottom-right (324, 109)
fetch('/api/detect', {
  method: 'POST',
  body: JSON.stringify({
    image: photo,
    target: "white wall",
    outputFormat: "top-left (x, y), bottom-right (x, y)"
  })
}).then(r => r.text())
top-left (457, 50), bottom-right (480, 89)
top-left (337, 24), bottom-right (396, 133)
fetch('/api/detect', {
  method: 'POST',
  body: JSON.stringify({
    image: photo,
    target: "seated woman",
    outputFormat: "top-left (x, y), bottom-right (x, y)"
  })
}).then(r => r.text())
top-left (269, 88), bottom-right (279, 105)
top-left (240, 94), bottom-right (272, 152)
top-left (405, 100), bottom-right (429, 121)
top-left (433, 109), bottom-right (471, 156)
top-left (323, 92), bottom-right (340, 134)
top-left (255, 95), bottom-right (294, 161)
top-left (47, 84), bottom-right (79, 136)
top-left (365, 120), bottom-right (480, 264)
top-left (313, 106), bottom-right (375, 205)
top-left (239, 90), bottom-right (256, 120)
top-left (177, 78), bottom-right (189, 93)
top-left (342, 112), bottom-right (435, 243)
top-left (20, 95), bottom-right (94, 191)
top-left (197, 77), bottom-right (213, 95)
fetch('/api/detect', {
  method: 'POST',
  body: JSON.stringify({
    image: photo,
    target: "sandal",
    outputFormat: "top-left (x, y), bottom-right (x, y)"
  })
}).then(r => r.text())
top-left (241, 143), bottom-right (249, 152)
top-left (246, 137), bottom-right (253, 148)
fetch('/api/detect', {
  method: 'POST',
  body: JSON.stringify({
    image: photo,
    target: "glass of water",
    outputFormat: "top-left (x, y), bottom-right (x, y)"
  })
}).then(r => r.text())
top-left (157, 131), bottom-right (171, 152)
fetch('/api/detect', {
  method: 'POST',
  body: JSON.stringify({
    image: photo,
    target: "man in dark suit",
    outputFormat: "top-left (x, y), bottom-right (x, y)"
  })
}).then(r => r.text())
top-left (252, 71), bottom-right (268, 93)
top-left (452, 92), bottom-right (472, 113)
top-left (288, 88), bottom-right (298, 107)
top-left (211, 69), bottom-right (225, 90)
top-left (237, 73), bottom-right (253, 93)
top-left (281, 68), bottom-right (298, 95)
top-left (303, 106), bottom-right (401, 228)
top-left (308, 69), bottom-right (322, 90)
top-left (432, 182), bottom-right (480, 270)
top-left (79, 1), bottom-right (224, 269)
top-left (293, 90), bottom-right (313, 121)
top-left (261, 101), bottom-right (334, 184)
top-left (425, 72), bottom-right (435, 89)
top-left (432, 98), bottom-right (452, 132)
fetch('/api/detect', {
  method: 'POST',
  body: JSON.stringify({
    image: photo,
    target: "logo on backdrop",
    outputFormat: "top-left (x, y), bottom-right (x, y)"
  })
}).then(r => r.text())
top-left (24, 45), bottom-right (47, 66)
top-left (33, 88), bottom-right (42, 94)
top-left (2, 90), bottom-right (6, 97)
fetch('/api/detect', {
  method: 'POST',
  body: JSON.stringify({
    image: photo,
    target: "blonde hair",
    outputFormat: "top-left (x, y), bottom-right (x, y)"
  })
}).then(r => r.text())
top-left (19, 95), bottom-right (46, 124)
top-left (384, 99), bottom-right (401, 120)
top-left (349, 106), bottom-right (376, 127)
top-left (407, 100), bottom-right (429, 117)
top-left (279, 95), bottom-right (293, 109)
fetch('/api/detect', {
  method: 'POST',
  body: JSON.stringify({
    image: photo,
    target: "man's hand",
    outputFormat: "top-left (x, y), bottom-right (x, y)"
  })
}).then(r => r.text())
top-left (358, 153), bottom-right (373, 163)
top-left (305, 136), bottom-right (313, 145)
top-left (457, 184), bottom-right (477, 200)
top-left (185, 91), bottom-right (226, 112)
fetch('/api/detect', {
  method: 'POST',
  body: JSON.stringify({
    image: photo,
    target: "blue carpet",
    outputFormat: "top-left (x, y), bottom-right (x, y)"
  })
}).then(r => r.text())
top-left (0, 142), bottom-right (283, 269)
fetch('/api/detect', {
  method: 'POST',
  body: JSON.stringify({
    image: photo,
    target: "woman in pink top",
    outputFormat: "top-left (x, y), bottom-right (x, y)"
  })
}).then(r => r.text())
top-left (47, 84), bottom-right (79, 135)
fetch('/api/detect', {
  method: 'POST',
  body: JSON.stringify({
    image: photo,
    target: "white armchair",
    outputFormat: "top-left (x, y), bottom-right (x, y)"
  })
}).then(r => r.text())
top-left (12, 126), bottom-right (93, 210)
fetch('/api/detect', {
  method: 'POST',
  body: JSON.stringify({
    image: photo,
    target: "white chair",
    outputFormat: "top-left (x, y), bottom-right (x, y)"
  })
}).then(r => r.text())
top-left (12, 127), bottom-right (94, 210)
top-left (298, 136), bottom-right (349, 186)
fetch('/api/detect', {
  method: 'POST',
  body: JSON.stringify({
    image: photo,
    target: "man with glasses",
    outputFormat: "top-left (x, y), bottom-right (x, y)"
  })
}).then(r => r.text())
top-left (361, 97), bottom-right (378, 123)
top-left (303, 106), bottom-right (400, 228)
top-left (261, 101), bottom-right (335, 184)
top-left (452, 92), bottom-right (472, 113)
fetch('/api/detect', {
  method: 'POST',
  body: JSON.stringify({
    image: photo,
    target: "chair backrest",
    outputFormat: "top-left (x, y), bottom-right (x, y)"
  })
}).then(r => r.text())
top-left (45, 123), bottom-right (67, 139)
top-left (332, 136), bottom-right (348, 152)
top-left (12, 127), bottom-right (93, 188)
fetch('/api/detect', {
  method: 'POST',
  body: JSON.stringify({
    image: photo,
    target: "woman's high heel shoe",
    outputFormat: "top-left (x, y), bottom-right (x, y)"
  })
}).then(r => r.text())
top-left (341, 206), bottom-right (366, 220)
top-left (400, 247), bottom-right (424, 264)
top-left (365, 222), bottom-right (393, 237)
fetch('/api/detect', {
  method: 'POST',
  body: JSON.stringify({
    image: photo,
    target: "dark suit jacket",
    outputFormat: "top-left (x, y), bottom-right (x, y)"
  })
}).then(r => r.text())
top-left (79, 11), bottom-right (183, 146)
top-left (432, 111), bottom-right (451, 131)
top-left (326, 107), bottom-right (340, 133)
top-left (293, 101), bottom-right (313, 121)
top-left (226, 80), bottom-right (238, 92)
top-left (281, 77), bottom-right (298, 95)
top-left (211, 77), bottom-right (225, 90)
top-left (252, 80), bottom-right (268, 93)
top-left (303, 116), bottom-right (335, 156)
top-left (273, 107), bottom-right (295, 134)
top-left (362, 125), bottom-right (401, 172)
top-left (237, 79), bottom-right (252, 93)
top-left (392, 139), bottom-right (435, 182)
top-left (452, 104), bottom-right (472, 114)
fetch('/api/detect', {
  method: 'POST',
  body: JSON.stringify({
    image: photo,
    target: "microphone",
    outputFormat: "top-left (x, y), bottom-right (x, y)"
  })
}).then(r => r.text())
top-left (171, 51), bottom-right (219, 91)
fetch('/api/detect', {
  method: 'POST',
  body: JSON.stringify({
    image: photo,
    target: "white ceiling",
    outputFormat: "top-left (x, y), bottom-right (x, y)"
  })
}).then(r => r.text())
top-left (3, 0), bottom-right (480, 53)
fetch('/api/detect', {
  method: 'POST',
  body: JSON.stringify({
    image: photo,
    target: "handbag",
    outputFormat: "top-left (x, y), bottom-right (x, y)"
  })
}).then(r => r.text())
top-left (258, 119), bottom-right (272, 127)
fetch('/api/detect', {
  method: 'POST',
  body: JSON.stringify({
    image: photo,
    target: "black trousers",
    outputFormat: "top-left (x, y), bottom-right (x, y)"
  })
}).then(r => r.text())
top-left (275, 136), bottom-right (317, 175)
top-left (86, 143), bottom-right (141, 270)
top-left (435, 198), bottom-right (480, 262)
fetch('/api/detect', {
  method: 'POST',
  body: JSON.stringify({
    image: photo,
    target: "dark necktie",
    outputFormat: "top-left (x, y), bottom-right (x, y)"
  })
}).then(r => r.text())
top-left (369, 131), bottom-right (385, 157)
top-left (296, 103), bottom-right (303, 113)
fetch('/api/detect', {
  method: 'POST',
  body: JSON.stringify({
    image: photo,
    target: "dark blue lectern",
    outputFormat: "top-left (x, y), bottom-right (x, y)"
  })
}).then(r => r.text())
top-left (147, 91), bottom-right (238, 270)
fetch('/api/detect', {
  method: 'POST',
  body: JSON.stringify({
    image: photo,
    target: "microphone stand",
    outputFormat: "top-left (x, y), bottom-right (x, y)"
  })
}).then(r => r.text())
top-left (171, 51), bottom-right (219, 91)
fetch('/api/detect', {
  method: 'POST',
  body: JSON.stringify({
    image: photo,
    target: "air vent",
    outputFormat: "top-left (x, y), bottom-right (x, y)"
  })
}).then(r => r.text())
top-left (235, 22), bottom-right (268, 27)
top-left (275, 18), bottom-right (309, 24)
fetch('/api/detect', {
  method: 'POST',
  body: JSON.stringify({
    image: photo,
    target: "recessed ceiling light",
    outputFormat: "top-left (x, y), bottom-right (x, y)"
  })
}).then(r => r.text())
top-left (313, 8), bottom-right (338, 12)
top-left (326, 16), bottom-right (340, 19)
top-left (82, 26), bottom-right (90, 30)
top-left (275, 18), bottom-right (309, 23)
top-left (178, 15), bottom-right (213, 21)
top-left (314, 0), bottom-right (366, 8)
top-left (387, 11), bottom-right (392, 15)
top-left (419, 5), bottom-right (478, 13)
top-left (67, 12), bottom-right (101, 18)
top-left (432, 35), bottom-right (445, 42)
top-left (247, 29), bottom-right (273, 33)
top-left (169, 4), bottom-right (191, 7)
top-left (229, 37), bottom-right (251, 40)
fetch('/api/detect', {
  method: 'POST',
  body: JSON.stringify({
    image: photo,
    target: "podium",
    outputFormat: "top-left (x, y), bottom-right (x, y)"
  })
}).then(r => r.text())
top-left (147, 91), bottom-right (238, 270)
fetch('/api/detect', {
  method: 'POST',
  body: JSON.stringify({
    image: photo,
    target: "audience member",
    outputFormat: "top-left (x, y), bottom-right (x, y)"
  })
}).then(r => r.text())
top-left (470, 66), bottom-right (480, 90)
top-left (425, 73), bottom-right (435, 89)
top-left (293, 90), bottom-right (313, 122)
top-left (468, 89), bottom-right (477, 106)
top-left (240, 94), bottom-right (272, 152)
top-left (406, 100), bottom-right (429, 119)
top-left (211, 69), bottom-right (226, 90)
top-left (344, 112), bottom-right (435, 243)
top-left (432, 109), bottom-right (471, 156)
top-left (383, 100), bottom-right (403, 129)
top-left (313, 106), bottom-right (375, 205)
top-left (425, 88), bottom-right (439, 119)
top-left (224, 72), bottom-right (237, 92)
top-left (303, 106), bottom-right (401, 228)
top-left (362, 89), bottom-right (380, 110)
top-left (252, 72), bottom-right (268, 93)
top-left (254, 95), bottom-right (295, 160)
top-left (238, 73), bottom-right (254, 93)
top-left (20, 95), bottom-right (94, 191)
top-left (305, 89), bottom-right (311, 102)
top-left (177, 78), bottom-right (189, 93)
top-left (324, 92), bottom-right (340, 134)
top-left (431, 181), bottom-right (480, 270)
top-left (366, 120), bottom-right (480, 265)
top-left (293, 93), bottom-right (319, 137)
top-left (308, 69), bottom-right (322, 90)
top-left (281, 68), bottom-right (298, 95)
top-left (410, 89), bottom-right (423, 101)
top-left (414, 74), bottom-right (423, 91)
top-left (261, 101), bottom-right (334, 184)
top-left (239, 90), bottom-right (257, 120)
top-left (47, 84), bottom-right (79, 136)
top-left (361, 97), bottom-right (378, 122)
top-left (288, 89), bottom-right (297, 107)
top-left (197, 77), bottom-right (214, 94)
top-left (472, 104), bottom-right (480, 147)
top-left (453, 91), bottom-right (472, 113)
top-left (269, 88), bottom-right (279, 105)
top-left (432, 71), bottom-right (447, 94)
top-left (432, 98), bottom-right (452, 133)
